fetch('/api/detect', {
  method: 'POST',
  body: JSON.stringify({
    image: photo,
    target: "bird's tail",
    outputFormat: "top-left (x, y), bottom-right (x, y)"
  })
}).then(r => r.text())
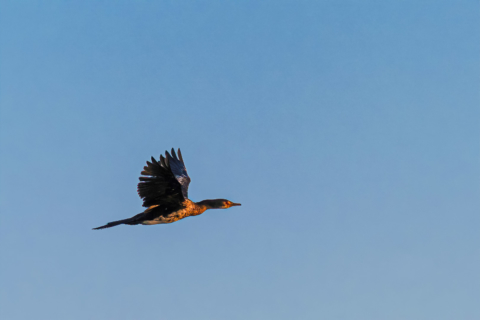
top-left (92, 218), bottom-right (136, 230)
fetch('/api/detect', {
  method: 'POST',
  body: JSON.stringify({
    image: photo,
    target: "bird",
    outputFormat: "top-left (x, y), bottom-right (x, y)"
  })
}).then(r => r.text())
top-left (93, 148), bottom-right (241, 230)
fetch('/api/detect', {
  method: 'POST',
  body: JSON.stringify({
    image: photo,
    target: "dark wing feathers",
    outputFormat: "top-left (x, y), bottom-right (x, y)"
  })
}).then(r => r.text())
top-left (177, 148), bottom-right (185, 163)
top-left (160, 154), bottom-right (167, 168)
top-left (166, 148), bottom-right (191, 199)
top-left (137, 148), bottom-right (191, 208)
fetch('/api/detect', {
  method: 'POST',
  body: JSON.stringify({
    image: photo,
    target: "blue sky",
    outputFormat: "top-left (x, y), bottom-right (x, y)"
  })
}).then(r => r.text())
top-left (0, 1), bottom-right (478, 319)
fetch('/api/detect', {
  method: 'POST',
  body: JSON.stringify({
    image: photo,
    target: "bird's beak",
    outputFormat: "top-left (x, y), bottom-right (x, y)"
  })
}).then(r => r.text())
top-left (231, 202), bottom-right (241, 206)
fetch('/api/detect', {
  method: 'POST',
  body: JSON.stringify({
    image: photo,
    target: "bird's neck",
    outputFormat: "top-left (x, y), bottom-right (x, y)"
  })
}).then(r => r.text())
top-left (195, 199), bottom-right (221, 210)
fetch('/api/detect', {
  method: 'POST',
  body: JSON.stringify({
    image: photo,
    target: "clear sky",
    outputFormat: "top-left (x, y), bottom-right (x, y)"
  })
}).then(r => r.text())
top-left (0, 1), bottom-right (478, 319)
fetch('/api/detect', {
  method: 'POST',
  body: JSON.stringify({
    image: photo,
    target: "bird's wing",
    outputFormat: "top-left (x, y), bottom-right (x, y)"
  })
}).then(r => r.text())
top-left (165, 148), bottom-right (191, 199)
top-left (137, 148), bottom-right (190, 208)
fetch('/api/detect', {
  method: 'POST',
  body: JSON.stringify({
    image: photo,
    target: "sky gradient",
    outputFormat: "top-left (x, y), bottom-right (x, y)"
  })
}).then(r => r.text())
top-left (1, 1), bottom-right (479, 319)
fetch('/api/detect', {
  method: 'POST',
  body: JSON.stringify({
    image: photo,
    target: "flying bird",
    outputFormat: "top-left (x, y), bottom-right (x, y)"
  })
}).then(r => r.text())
top-left (93, 148), bottom-right (240, 230)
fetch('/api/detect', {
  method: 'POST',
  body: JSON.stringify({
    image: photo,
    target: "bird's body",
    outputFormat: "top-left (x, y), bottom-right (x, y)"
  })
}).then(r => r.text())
top-left (140, 200), bottom-right (206, 225)
top-left (93, 148), bottom-right (240, 230)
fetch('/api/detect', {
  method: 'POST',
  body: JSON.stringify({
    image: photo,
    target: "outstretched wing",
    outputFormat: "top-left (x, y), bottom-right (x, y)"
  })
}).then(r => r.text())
top-left (137, 148), bottom-right (191, 208)
top-left (166, 148), bottom-right (191, 199)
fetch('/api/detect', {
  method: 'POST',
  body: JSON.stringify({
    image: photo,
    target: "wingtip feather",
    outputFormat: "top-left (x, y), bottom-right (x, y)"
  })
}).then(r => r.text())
top-left (178, 148), bottom-right (184, 163)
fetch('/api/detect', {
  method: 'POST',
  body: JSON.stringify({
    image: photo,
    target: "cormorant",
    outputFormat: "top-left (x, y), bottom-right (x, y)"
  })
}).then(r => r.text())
top-left (93, 148), bottom-right (240, 230)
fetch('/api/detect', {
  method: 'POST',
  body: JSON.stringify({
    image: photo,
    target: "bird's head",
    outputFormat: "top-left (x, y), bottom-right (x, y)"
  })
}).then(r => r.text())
top-left (198, 199), bottom-right (241, 209)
